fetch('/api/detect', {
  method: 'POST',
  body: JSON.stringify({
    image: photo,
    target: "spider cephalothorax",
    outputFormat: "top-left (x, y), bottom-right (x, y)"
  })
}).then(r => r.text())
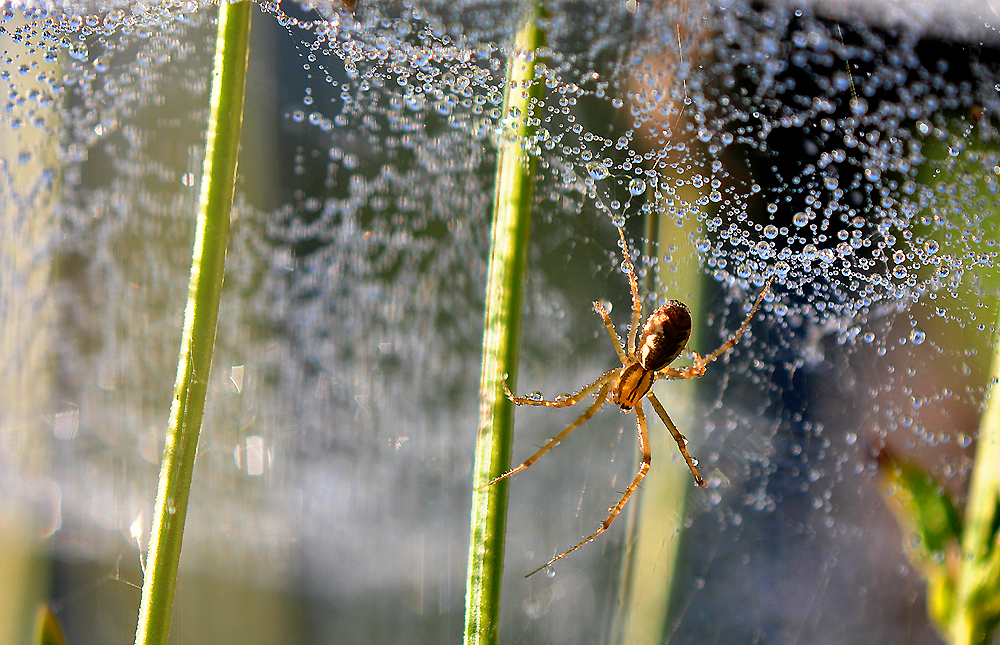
top-left (491, 226), bottom-right (773, 576)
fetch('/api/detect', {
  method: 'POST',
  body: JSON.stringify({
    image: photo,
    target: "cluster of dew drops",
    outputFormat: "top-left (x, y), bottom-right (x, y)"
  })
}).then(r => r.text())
top-left (13, 0), bottom-right (1000, 340)
top-left (685, 12), bottom-right (1000, 335)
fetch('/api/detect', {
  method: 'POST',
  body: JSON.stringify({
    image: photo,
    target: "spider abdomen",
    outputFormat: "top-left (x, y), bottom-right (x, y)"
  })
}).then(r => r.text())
top-left (638, 301), bottom-right (692, 372)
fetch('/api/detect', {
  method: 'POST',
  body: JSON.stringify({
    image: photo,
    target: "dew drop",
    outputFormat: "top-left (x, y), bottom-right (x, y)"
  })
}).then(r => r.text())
top-left (753, 240), bottom-right (773, 260)
top-left (628, 177), bottom-right (646, 196)
top-left (586, 160), bottom-right (609, 180)
top-left (910, 329), bottom-right (926, 345)
top-left (68, 41), bottom-right (88, 61)
top-left (763, 224), bottom-right (779, 239)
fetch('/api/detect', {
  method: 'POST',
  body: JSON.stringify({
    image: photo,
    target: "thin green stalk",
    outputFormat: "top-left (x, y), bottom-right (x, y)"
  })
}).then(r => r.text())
top-left (133, 4), bottom-right (251, 645)
top-left (614, 189), bottom-right (704, 645)
top-left (463, 4), bottom-right (544, 645)
top-left (949, 303), bottom-right (1000, 645)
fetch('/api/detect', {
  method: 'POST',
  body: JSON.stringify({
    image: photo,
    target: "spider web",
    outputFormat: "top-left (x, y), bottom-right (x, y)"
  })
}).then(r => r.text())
top-left (1, 0), bottom-right (999, 643)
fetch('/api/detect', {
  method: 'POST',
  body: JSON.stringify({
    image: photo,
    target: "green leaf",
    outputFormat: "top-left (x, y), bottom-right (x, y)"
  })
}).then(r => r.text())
top-left (34, 604), bottom-right (67, 645)
top-left (877, 449), bottom-right (962, 629)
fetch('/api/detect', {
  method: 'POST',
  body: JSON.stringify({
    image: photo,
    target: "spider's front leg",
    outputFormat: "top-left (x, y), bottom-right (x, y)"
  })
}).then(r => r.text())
top-left (503, 367), bottom-right (620, 408)
top-left (484, 378), bottom-right (616, 489)
top-left (525, 400), bottom-right (652, 577)
top-left (647, 392), bottom-right (705, 486)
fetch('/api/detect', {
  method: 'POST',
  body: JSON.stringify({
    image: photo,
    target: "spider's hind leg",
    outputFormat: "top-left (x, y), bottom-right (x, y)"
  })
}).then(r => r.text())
top-left (703, 275), bottom-right (774, 364)
top-left (615, 227), bottom-right (643, 356)
top-left (594, 300), bottom-right (627, 364)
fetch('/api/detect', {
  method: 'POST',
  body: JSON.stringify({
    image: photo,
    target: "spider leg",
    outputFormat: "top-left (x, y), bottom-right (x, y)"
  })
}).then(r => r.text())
top-left (594, 301), bottom-right (627, 364)
top-left (658, 361), bottom-right (707, 381)
top-left (526, 399), bottom-right (651, 577)
top-left (656, 275), bottom-right (775, 382)
top-left (647, 392), bottom-right (705, 487)
top-left (504, 368), bottom-right (619, 408)
top-left (703, 275), bottom-right (774, 364)
top-left (616, 226), bottom-right (643, 357)
top-left (485, 380), bottom-right (615, 489)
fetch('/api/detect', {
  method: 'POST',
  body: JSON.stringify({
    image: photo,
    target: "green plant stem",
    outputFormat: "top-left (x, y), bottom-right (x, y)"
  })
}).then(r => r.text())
top-left (615, 200), bottom-right (704, 645)
top-left (463, 4), bottom-right (544, 645)
top-left (133, 4), bottom-right (250, 645)
top-left (949, 302), bottom-right (1000, 645)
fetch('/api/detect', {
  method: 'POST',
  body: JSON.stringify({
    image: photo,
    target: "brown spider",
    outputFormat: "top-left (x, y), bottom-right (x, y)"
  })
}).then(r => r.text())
top-left (492, 226), bottom-right (774, 577)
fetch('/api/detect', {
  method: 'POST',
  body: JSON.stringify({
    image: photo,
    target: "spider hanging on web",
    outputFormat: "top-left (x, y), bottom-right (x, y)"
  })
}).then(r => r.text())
top-left (491, 226), bottom-right (774, 577)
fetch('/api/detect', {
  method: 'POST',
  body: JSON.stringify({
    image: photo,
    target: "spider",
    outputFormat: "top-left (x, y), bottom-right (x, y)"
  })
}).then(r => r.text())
top-left (492, 226), bottom-right (774, 577)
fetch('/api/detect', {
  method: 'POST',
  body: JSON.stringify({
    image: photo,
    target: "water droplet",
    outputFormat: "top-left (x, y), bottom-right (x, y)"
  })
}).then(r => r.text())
top-left (793, 212), bottom-right (809, 227)
top-left (910, 329), bottom-right (926, 345)
top-left (586, 161), bottom-right (609, 180)
top-left (628, 177), bottom-right (646, 196)
top-left (754, 240), bottom-right (773, 260)
top-left (68, 41), bottom-right (88, 61)
top-left (763, 224), bottom-right (779, 239)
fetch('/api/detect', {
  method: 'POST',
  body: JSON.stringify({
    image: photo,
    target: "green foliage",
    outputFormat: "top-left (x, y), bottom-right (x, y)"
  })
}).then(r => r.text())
top-left (33, 604), bottom-right (67, 645)
top-left (877, 450), bottom-right (962, 628)
top-left (878, 363), bottom-right (1000, 645)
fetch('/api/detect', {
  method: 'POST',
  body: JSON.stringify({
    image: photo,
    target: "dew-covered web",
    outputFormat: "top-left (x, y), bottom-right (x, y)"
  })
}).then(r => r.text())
top-left (3, 0), bottom-right (1000, 643)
